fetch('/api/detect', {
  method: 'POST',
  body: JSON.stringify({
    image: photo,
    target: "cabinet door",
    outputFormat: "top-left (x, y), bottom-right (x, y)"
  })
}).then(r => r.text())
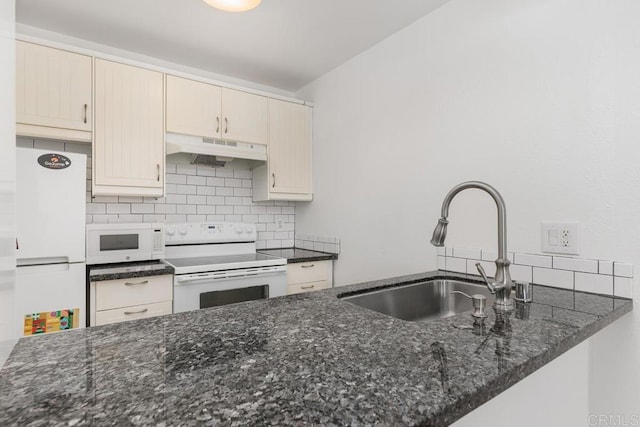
top-left (166, 75), bottom-right (221, 138)
top-left (221, 88), bottom-right (268, 144)
top-left (93, 59), bottom-right (164, 194)
top-left (269, 99), bottom-right (312, 195)
top-left (16, 41), bottom-right (92, 132)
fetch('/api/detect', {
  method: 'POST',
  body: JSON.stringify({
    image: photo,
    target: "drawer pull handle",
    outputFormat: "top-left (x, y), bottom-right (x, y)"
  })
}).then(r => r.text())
top-left (83, 104), bottom-right (88, 124)
top-left (301, 264), bottom-right (315, 269)
top-left (124, 308), bottom-right (148, 315)
top-left (301, 285), bottom-right (315, 290)
top-left (124, 280), bottom-right (149, 286)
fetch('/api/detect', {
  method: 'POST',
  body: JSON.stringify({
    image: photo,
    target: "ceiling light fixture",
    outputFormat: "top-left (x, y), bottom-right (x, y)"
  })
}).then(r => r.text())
top-left (202, 0), bottom-right (262, 12)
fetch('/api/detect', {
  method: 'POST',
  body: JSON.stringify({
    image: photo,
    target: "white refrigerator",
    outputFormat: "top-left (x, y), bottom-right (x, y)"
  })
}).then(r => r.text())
top-left (15, 148), bottom-right (87, 338)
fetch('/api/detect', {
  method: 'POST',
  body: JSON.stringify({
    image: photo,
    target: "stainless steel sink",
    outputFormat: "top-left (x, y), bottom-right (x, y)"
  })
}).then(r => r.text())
top-left (340, 279), bottom-right (494, 322)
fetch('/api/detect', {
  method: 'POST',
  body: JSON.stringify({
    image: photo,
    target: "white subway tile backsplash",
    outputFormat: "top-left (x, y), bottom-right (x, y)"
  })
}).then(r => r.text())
top-left (195, 165), bottom-right (215, 176)
top-left (166, 174), bottom-right (187, 184)
top-left (176, 184), bottom-right (196, 195)
top-left (234, 188), bottom-right (251, 197)
top-left (177, 205), bottom-right (197, 215)
top-left (216, 206), bottom-right (234, 215)
top-left (106, 204), bottom-right (130, 214)
top-left (197, 205), bottom-right (216, 215)
top-left (233, 169), bottom-right (252, 179)
top-left (614, 277), bottom-right (634, 299)
top-left (575, 273), bottom-right (613, 295)
top-left (614, 262), bottom-right (633, 278)
top-left (165, 194), bottom-right (187, 204)
top-left (437, 247), bottom-right (445, 256)
top-left (454, 248), bottom-right (481, 259)
top-left (187, 195), bottom-right (207, 205)
top-left (445, 257), bottom-right (467, 274)
top-left (440, 246), bottom-right (632, 297)
top-left (207, 196), bottom-right (225, 205)
top-left (86, 204), bottom-right (106, 214)
top-left (225, 178), bottom-right (242, 188)
top-left (532, 267), bottom-right (573, 290)
top-left (187, 175), bottom-right (207, 186)
top-left (599, 261), bottom-right (614, 275)
top-left (515, 253), bottom-right (552, 268)
top-left (509, 264), bottom-right (533, 283)
top-left (215, 168), bottom-right (234, 178)
top-left (216, 187), bottom-right (234, 196)
top-left (553, 257), bottom-right (598, 273)
top-left (155, 204), bottom-right (176, 214)
top-left (206, 177), bottom-right (225, 186)
top-left (176, 164), bottom-right (197, 175)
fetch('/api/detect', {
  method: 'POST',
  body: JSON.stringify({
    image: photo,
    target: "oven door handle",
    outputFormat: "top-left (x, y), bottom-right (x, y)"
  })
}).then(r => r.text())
top-left (175, 266), bottom-right (286, 284)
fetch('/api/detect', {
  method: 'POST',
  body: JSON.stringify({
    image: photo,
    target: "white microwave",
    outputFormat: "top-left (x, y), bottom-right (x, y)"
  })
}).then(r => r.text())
top-left (86, 223), bottom-right (165, 265)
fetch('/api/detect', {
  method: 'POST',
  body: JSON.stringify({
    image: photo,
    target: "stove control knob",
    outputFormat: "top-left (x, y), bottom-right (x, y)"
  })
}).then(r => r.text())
top-left (235, 225), bottom-right (243, 234)
top-left (245, 225), bottom-right (253, 234)
top-left (166, 226), bottom-right (175, 236)
top-left (179, 226), bottom-right (188, 236)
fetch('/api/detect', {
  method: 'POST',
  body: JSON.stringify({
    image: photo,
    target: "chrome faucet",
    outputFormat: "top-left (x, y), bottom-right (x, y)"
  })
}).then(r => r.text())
top-left (430, 181), bottom-right (514, 311)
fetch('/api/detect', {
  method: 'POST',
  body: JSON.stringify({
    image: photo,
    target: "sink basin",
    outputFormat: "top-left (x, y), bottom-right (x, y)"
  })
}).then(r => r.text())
top-left (340, 279), bottom-right (494, 322)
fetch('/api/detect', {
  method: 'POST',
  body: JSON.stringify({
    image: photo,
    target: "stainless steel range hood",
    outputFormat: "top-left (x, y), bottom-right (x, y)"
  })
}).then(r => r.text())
top-left (166, 133), bottom-right (267, 166)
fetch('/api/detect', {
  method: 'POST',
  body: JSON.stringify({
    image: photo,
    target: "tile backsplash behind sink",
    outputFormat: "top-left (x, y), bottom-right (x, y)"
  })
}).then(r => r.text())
top-left (17, 137), bottom-right (295, 249)
top-left (437, 247), bottom-right (633, 298)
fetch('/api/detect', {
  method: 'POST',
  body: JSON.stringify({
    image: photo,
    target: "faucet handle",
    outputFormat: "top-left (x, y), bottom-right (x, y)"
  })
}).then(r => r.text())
top-left (475, 263), bottom-right (497, 294)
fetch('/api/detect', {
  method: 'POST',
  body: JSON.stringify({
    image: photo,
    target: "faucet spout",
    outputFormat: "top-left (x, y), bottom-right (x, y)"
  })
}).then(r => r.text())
top-left (431, 181), bottom-right (514, 311)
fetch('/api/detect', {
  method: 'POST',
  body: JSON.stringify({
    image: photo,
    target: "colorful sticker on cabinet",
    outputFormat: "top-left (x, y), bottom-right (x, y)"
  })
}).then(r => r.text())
top-left (23, 309), bottom-right (79, 336)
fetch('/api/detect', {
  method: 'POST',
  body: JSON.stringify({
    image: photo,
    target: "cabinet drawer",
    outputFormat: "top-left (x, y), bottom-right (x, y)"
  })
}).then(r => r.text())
top-left (95, 275), bottom-right (173, 311)
top-left (288, 280), bottom-right (330, 296)
top-left (287, 260), bottom-right (332, 285)
top-left (95, 301), bottom-right (172, 326)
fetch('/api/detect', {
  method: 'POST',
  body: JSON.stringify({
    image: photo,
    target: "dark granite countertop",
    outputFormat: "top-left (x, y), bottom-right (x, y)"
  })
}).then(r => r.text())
top-left (0, 270), bottom-right (632, 426)
top-left (88, 260), bottom-right (174, 281)
top-left (258, 247), bottom-right (338, 263)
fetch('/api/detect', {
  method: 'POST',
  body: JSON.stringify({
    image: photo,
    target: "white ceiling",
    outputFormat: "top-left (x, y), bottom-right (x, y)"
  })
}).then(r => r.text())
top-left (16, 0), bottom-right (450, 92)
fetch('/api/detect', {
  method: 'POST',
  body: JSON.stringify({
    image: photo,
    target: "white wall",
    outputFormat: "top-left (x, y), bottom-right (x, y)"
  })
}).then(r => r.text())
top-left (0, 0), bottom-right (16, 350)
top-left (296, 0), bottom-right (640, 420)
top-left (296, 0), bottom-right (640, 294)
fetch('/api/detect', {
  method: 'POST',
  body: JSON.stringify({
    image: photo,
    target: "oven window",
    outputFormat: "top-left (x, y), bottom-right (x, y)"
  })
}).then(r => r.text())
top-left (200, 285), bottom-right (269, 308)
top-left (99, 234), bottom-right (139, 251)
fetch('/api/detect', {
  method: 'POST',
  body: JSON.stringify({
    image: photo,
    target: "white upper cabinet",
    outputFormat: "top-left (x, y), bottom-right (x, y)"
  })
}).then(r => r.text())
top-left (93, 59), bottom-right (164, 196)
top-left (165, 77), bottom-right (268, 145)
top-left (16, 41), bottom-right (92, 142)
top-left (166, 75), bottom-right (222, 139)
top-left (220, 88), bottom-right (268, 145)
top-left (253, 99), bottom-right (312, 201)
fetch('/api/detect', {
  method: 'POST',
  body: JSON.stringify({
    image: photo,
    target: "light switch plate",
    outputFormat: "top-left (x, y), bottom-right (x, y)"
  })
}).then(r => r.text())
top-left (542, 222), bottom-right (580, 255)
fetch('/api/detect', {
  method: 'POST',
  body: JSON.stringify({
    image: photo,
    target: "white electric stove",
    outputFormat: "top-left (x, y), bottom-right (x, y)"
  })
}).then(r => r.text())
top-left (163, 222), bottom-right (287, 313)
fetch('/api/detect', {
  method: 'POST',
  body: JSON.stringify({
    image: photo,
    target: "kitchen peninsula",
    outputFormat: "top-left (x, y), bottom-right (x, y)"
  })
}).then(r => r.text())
top-left (0, 271), bottom-right (632, 426)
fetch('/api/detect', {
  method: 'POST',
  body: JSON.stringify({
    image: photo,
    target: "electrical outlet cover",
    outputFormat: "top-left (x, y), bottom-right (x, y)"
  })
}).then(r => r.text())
top-left (542, 222), bottom-right (580, 255)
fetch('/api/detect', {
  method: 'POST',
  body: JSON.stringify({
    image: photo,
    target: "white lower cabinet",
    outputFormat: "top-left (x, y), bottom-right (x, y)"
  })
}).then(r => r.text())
top-left (90, 274), bottom-right (173, 326)
top-left (95, 301), bottom-right (172, 326)
top-left (287, 260), bottom-right (333, 295)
